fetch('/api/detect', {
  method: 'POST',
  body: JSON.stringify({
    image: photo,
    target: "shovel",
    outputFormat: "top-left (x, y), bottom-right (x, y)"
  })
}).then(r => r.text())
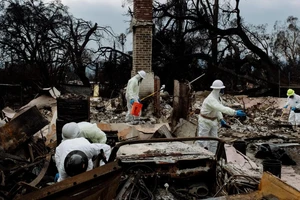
top-left (140, 85), bottom-right (166, 101)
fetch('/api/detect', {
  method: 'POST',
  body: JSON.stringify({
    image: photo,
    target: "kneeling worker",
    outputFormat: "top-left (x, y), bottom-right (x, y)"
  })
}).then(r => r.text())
top-left (54, 122), bottom-right (111, 182)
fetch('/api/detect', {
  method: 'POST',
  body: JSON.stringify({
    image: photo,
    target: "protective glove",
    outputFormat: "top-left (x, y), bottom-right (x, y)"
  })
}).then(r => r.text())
top-left (130, 99), bottom-right (135, 105)
top-left (54, 173), bottom-right (59, 182)
top-left (220, 119), bottom-right (231, 128)
top-left (283, 105), bottom-right (288, 109)
top-left (291, 107), bottom-right (296, 111)
top-left (220, 119), bottom-right (226, 126)
top-left (235, 110), bottom-right (246, 117)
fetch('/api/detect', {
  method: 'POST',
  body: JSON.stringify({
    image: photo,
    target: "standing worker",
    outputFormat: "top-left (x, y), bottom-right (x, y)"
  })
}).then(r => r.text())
top-left (197, 80), bottom-right (246, 153)
top-left (283, 89), bottom-right (300, 129)
top-left (54, 122), bottom-right (111, 182)
top-left (125, 70), bottom-right (146, 122)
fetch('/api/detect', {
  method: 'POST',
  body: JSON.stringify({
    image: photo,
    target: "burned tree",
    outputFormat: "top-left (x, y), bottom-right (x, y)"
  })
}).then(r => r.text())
top-left (271, 16), bottom-right (300, 85)
top-left (0, 0), bottom-right (69, 87)
top-left (0, 0), bottom-right (117, 89)
top-left (152, 0), bottom-right (278, 93)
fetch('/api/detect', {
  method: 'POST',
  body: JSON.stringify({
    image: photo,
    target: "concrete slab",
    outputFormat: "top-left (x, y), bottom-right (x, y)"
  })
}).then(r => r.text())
top-left (224, 144), bottom-right (262, 178)
top-left (173, 118), bottom-right (197, 138)
top-left (134, 123), bottom-right (171, 134)
top-left (281, 166), bottom-right (300, 191)
top-left (97, 122), bottom-right (171, 140)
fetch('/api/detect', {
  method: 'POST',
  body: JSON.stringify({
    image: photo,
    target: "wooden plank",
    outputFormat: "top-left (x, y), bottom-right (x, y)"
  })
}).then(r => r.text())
top-left (259, 172), bottom-right (300, 199)
top-left (0, 106), bottom-right (48, 152)
top-left (17, 161), bottom-right (122, 200)
top-left (171, 80), bottom-right (180, 131)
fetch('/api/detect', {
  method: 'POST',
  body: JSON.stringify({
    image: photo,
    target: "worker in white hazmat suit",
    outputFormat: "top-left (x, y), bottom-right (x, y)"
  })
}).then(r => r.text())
top-left (283, 89), bottom-right (300, 127)
top-left (77, 121), bottom-right (107, 144)
top-left (197, 80), bottom-right (246, 153)
top-left (54, 122), bottom-right (111, 182)
top-left (125, 70), bottom-right (146, 122)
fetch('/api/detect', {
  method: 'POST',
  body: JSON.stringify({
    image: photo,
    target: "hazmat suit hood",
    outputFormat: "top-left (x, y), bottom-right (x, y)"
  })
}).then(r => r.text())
top-left (62, 122), bottom-right (80, 141)
top-left (77, 122), bottom-right (107, 144)
top-left (211, 88), bottom-right (221, 99)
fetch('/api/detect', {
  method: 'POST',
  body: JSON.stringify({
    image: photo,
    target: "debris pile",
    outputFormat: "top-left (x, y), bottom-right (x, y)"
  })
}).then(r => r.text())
top-left (0, 89), bottom-right (300, 199)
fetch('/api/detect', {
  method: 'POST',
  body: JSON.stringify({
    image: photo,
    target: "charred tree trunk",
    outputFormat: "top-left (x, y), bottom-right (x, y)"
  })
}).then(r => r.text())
top-left (76, 66), bottom-right (91, 86)
top-left (171, 80), bottom-right (190, 131)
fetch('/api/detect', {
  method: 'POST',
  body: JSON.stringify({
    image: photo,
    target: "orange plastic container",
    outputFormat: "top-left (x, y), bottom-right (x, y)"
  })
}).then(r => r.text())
top-left (131, 102), bottom-right (143, 116)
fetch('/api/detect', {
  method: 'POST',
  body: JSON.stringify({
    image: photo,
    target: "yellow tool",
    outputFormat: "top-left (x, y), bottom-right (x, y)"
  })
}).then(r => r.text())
top-left (140, 85), bottom-right (165, 101)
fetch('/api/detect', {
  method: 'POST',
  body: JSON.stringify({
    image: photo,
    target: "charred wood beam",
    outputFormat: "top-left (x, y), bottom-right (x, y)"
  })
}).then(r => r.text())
top-left (172, 80), bottom-right (190, 131)
top-left (0, 152), bottom-right (29, 163)
top-left (17, 161), bottom-right (122, 200)
top-left (153, 76), bottom-right (161, 117)
top-left (6, 159), bottom-right (44, 179)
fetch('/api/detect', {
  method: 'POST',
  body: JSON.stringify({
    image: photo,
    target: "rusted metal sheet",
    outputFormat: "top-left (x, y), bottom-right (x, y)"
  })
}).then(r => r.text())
top-left (16, 161), bottom-right (122, 200)
top-left (109, 137), bottom-right (226, 162)
top-left (0, 106), bottom-right (48, 152)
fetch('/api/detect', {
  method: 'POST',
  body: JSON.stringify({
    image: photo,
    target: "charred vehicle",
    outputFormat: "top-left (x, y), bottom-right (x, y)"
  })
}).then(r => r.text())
top-left (15, 137), bottom-right (262, 200)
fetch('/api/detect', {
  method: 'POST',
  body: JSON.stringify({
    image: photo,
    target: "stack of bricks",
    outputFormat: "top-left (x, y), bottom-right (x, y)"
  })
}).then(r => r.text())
top-left (132, 0), bottom-right (154, 96)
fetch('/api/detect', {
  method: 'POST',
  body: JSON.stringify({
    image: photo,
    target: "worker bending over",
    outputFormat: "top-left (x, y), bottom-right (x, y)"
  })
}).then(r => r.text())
top-left (198, 80), bottom-right (246, 153)
top-left (283, 89), bottom-right (300, 128)
top-left (54, 122), bottom-right (111, 182)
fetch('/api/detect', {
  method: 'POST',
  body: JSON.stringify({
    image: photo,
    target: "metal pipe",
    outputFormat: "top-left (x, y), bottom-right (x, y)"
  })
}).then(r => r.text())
top-left (189, 73), bottom-right (205, 85)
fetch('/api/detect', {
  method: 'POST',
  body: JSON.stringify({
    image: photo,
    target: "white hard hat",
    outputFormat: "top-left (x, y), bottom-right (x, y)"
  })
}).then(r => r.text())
top-left (210, 80), bottom-right (225, 89)
top-left (62, 122), bottom-right (80, 140)
top-left (138, 70), bottom-right (146, 79)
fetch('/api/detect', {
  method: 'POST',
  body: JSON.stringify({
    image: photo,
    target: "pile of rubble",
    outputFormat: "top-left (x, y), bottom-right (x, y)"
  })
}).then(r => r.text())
top-left (0, 89), bottom-right (300, 199)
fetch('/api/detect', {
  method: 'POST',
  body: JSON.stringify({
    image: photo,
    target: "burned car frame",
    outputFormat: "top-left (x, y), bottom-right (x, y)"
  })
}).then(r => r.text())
top-left (16, 137), bottom-right (260, 200)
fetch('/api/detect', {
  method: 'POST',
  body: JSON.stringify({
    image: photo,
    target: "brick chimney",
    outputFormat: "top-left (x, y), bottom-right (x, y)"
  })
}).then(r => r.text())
top-left (132, 0), bottom-right (154, 96)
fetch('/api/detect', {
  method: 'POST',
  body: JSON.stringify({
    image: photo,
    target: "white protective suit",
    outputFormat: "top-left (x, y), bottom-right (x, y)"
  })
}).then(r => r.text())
top-left (284, 94), bottom-right (300, 125)
top-left (125, 74), bottom-right (143, 121)
top-left (55, 123), bottom-right (111, 182)
top-left (78, 122), bottom-right (107, 144)
top-left (197, 89), bottom-right (236, 153)
top-left (55, 137), bottom-right (111, 182)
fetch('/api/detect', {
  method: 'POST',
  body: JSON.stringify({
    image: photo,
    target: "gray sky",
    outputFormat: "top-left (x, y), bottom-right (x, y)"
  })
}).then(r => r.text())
top-left (59, 0), bottom-right (300, 51)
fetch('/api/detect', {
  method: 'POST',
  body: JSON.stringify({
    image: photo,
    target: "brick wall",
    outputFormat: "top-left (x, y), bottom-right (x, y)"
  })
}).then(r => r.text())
top-left (132, 26), bottom-right (152, 75)
top-left (132, 0), bottom-right (154, 96)
top-left (133, 0), bottom-right (152, 21)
